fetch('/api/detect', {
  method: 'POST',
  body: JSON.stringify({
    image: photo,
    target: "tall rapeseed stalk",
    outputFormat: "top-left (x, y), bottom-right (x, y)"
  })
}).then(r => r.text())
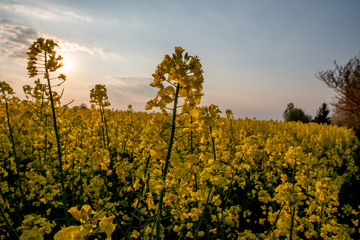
top-left (26, 38), bottom-right (70, 226)
top-left (145, 47), bottom-right (204, 239)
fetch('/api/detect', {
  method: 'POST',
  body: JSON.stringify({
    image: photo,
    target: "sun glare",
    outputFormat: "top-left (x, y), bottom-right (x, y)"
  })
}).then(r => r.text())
top-left (60, 54), bottom-right (74, 74)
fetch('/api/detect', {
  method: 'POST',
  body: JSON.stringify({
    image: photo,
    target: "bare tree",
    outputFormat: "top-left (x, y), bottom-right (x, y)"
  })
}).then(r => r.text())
top-left (317, 56), bottom-right (360, 135)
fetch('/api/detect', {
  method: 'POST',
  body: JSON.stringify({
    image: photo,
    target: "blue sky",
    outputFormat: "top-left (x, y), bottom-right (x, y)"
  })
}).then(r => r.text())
top-left (1, 0), bottom-right (359, 120)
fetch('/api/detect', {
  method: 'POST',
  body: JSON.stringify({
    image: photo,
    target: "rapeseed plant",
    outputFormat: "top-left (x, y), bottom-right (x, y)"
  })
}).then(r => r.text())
top-left (1, 39), bottom-right (360, 239)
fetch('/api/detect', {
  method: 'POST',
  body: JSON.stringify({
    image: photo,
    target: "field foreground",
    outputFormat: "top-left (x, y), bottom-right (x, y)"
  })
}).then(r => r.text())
top-left (1, 102), bottom-right (359, 239)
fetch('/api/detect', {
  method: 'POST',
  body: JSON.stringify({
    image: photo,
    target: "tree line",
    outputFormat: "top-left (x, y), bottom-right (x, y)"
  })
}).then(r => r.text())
top-left (283, 55), bottom-right (360, 137)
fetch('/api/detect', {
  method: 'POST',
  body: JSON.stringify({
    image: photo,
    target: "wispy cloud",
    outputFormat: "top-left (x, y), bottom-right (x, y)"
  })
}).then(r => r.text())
top-left (0, 20), bottom-right (38, 59)
top-left (104, 75), bottom-right (155, 109)
top-left (107, 75), bottom-right (152, 88)
top-left (94, 48), bottom-right (123, 60)
top-left (0, 45), bottom-right (12, 58)
top-left (0, 1), bottom-right (92, 22)
top-left (0, 21), bottom-right (121, 60)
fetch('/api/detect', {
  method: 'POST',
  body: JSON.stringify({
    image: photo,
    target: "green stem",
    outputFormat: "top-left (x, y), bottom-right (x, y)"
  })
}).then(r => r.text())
top-left (190, 115), bottom-right (194, 154)
top-left (125, 154), bottom-right (151, 239)
top-left (0, 200), bottom-right (19, 239)
top-left (104, 110), bottom-right (110, 146)
top-left (194, 184), bottom-right (213, 240)
top-left (213, 207), bottom-right (223, 240)
top-left (104, 112), bottom-right (113, 170)
top-left (289, 155), bottom-right (297, 240)
top-left (190, 116), bottom-right (198, 195)
top-left (100, 106), bottom-right (118, 200)
top-left (219, 179), bottom-right (235, 238)
top-left (317, 202), bottom-right (325, 239)
top-left (98, 103), bottom-right (120, 204)
top-left (4, 97), bottom-right (28, 212)
top-left (266, 202), bottom-right (285, 236)
top-left (194, 125), bottom-right (217, 240)
top-left (99, 105), bottom-right (107, 148)
top-left (71, 156), bottom-right (76, 207)
top-left (209, 126), bottom-right (216, 161)
top-left (289, 206), bottom-right (296, 240)
top-left (45, 50), bottom-right (70, 226)
top-left (155, 83), bottom-right (180, 240)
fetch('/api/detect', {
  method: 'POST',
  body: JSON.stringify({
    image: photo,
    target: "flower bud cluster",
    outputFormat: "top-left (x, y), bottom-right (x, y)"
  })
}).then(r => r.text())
top-left (145, 47), bottom-right (204, 114)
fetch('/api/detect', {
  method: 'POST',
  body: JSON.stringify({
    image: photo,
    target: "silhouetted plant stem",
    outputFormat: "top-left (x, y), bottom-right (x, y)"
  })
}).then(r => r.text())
top-left (317, 202), bottom-right (325, 239)
top-left (209, 126), bottom-right (216, 161)
top-left (3, 96), bottom-right (28, 212)
top-left (190, 115), bottom-right (194, 153)
top-left (289, 154), bottom-right (297, 240)
top-left (190, 115), bottom-right (198, 193)
top-left (194, 184), bottom-right (213, 240)
top-left (99, 105), bottom-right (107, 148)
top-left (266, 202), bottom-right (285, 236)
top-left (45, 51), bottom-right (70, 226)
top-left (194, 124), bottom-right (217, 240)
top-left (289, 206), bottom-right (296, 240)
top-left (125, 154), bottom-right (151, 239)
top-left (155, 83), bottom-right (180, 240)
top-left (0, 201), bottom-right (19, 239)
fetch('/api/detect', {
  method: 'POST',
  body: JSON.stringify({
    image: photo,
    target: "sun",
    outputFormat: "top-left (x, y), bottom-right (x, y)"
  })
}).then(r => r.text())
top-left (60, 53), bottom-right (74, 74)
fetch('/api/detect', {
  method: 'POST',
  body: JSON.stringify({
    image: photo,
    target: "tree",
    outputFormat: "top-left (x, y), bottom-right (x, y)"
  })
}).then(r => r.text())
top-left (283, 102), bottom-right (311, 123)
top-left (317, 56), bottom-right (360, 134)
top-left (79, 103), bottom-right (88, 109)
top-left (313, 103), bottom-right (331, 124)
top-left (283, 103), bottom-right (295, 120)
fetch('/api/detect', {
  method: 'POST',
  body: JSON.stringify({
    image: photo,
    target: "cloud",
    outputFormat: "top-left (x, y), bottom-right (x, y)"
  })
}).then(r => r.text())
top-left (0, 20), bottom-right (121, 60)
top-left (107, 75), bottom-right (152, 88)
top-left (94, 48), bottom-right (123, 60)
top-left (0, 47), bottom-right (11, 57)
top-left (51, 39), bottom-right (122, 59)
top-left (0, 1), bottom-right (92, 22)
top-left (0, 20), bottom-right (38, 59)
top-left (103, 75), bottom-right (156, 110)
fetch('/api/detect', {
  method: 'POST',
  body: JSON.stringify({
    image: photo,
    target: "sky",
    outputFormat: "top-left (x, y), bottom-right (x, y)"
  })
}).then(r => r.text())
top-left (1, 0), bottom-right (360, 120)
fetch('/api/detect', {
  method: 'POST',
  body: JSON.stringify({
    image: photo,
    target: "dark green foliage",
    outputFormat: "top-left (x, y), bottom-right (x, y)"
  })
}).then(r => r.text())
top-left (283, 102), bottom-right (311, 123)
top-left (313, 103), bottom-right (331, 124)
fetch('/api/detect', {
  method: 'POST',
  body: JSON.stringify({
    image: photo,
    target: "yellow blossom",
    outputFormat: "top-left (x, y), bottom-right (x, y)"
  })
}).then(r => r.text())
top-left (131, 230), bottom-right (141, 239)
top-left (99, 216), bottom-right (116, 240)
